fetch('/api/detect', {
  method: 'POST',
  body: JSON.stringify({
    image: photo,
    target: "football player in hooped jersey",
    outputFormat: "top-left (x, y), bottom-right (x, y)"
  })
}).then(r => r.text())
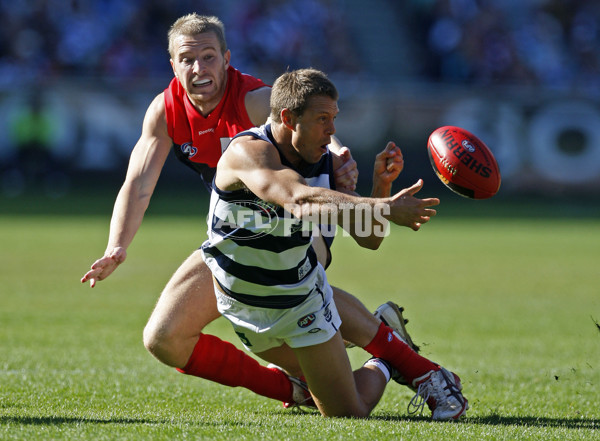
top-left (203, 68), bottom-right (468, 418)
top-left (80, 14), bottom-right (466, 418)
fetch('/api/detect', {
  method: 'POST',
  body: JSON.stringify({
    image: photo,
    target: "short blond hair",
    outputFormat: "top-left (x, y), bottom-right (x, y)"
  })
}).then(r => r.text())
top-left (270, 69), bottom-right (339, 123)
top-left (168, 13), bottom-right (227, 58)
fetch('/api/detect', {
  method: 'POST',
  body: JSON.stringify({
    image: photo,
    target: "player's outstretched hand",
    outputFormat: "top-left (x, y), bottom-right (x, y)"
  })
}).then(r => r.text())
top-left (333, 146), bottom-right (358, 192)
top-left (80, 247), bottom-right (127, 287)
top-left (388, 179), bottom-right (440, 231)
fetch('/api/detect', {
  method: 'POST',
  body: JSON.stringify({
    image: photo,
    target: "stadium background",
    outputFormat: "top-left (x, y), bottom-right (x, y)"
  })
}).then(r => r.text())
top-left (1, 0), bottom-right (599, 201)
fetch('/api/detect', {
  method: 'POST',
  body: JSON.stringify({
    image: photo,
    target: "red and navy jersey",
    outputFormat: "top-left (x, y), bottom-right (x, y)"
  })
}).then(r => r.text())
top-left (163, 66), bottom-right (268, 189)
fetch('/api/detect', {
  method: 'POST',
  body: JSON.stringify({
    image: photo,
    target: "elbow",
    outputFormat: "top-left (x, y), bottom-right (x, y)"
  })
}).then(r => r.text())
top-left (365, 240), bottom-right (382, 251)
top-left (355, 237), bottom-right (383, 250)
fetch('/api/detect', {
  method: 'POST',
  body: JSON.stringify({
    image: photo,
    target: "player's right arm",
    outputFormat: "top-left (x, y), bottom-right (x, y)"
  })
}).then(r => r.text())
top-left (81, 93), bottom-right (173, 287)
top-left (218, 138), bottom-right (440, 248)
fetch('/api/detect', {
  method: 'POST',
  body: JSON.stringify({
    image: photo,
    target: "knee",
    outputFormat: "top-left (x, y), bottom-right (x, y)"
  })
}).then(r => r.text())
top-left (142, 313), bottom-right (195, 369)
top-left (143, 319), bottom-right (169, 358)
top-left (143, 315), bottom-right (184, 365)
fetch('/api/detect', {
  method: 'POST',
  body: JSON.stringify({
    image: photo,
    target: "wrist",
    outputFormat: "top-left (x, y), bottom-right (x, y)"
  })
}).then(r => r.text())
top-left (371, 180), bottom-right (393, 198)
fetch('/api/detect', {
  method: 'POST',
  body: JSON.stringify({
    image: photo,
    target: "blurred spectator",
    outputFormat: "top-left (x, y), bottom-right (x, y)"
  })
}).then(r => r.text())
top-left (3, 92), bottom-right (69, 197)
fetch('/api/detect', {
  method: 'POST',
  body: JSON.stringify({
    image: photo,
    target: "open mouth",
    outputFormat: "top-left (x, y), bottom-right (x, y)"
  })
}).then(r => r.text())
top-left (192, 78), bottom-right (212, 87)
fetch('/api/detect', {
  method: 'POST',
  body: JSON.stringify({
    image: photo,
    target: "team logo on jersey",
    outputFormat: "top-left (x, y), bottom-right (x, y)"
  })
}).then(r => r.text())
top-left (213, 199), bottom-right (279, 240)
top-left (297, 313), bottom-right (316, 328)
top-left (180, 142), bottom-right (198, 158)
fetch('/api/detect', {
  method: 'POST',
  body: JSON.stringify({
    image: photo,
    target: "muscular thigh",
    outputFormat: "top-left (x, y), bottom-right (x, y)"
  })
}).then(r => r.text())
top-left (292, 331), bottom-right (363, 416)
top-left (147, 249), bottom-right (221, 336)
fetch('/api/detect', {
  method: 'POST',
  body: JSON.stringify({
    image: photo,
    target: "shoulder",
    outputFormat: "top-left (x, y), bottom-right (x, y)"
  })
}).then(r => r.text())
top-left (227, 134), bottom-right (276, 166)
top-left (145, 92), bottom-right (167, 123)
top-left (244, 86), bottom-right (271, 126)
top-left (217, 135), bottom-right (276, 191)
top-left (141, 92), bottom-right (169, 140)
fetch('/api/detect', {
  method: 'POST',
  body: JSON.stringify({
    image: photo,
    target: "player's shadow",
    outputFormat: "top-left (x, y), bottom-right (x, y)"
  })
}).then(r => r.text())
top-left (0, 416), bottom-right (161, 426)
top-left (374, 413), bottom-right (599, 430)
top-left (5, 414), bottom-right (599, 431)
top-left (1, 415), bottom-right (258, 429)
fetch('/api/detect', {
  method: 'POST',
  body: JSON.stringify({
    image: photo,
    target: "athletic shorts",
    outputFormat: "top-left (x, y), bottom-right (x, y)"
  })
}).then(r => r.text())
top-left (214, 265), bottom-right (341, 353)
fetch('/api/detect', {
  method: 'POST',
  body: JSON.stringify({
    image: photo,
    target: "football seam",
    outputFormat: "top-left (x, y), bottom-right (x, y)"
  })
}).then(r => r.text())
top-left (440, 157), bottom-right (458, 176)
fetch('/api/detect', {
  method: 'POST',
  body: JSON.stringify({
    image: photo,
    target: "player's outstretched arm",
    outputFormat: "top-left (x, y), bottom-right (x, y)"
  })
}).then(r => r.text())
top-left (81, 93), bottom-right (172, 287)
top-left (219, 138), bottom-right (438, 251)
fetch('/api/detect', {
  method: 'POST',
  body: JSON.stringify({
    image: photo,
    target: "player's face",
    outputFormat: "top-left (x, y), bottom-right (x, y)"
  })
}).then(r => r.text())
top-left (170, 32), bottom-right (230, 115)
top-left (291, 96), bottom-right (338, 165)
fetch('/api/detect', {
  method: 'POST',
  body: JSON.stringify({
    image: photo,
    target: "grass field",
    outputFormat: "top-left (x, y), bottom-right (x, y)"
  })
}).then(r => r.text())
top-left (1, 192), bottom-right (599, 440)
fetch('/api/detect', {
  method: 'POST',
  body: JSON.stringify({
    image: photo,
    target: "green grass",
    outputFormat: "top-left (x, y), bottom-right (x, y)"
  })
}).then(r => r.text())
top-left (1, 194), bottom-right (599, 440)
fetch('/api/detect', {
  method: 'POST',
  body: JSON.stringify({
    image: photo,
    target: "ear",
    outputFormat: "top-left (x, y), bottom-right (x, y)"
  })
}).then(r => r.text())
top-left (280, 108), bottom-right (296, 130)
top-left (224, 50), bottom-right (231, 69)
top-left (170, 59), bottom-right (177, 78)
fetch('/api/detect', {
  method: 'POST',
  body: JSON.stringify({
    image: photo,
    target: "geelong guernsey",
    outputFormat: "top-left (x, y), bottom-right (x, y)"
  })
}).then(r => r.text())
top-left (163, 66), bottom-right (268, 189)
top-left (201, 124), bottom-right (334, 308)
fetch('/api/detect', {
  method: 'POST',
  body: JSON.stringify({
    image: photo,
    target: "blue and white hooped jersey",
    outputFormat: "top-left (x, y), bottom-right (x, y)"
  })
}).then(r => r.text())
top-left (201, 124), bottom-right (334, 308)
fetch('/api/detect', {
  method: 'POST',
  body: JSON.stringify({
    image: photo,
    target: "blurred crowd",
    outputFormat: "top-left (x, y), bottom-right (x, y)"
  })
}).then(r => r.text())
top-left (1, 0), bottom-right (598, 89)
top-left (0, 0), bottom-right (359, 88)
top-left (406, 0), bottom-right (600, 90)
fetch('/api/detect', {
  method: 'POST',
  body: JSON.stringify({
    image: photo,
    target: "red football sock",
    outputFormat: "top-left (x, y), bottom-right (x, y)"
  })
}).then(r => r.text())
top-left (364, 322), bottom-right (439, 384)
top-left (177, 333), bottom-right (294, 403)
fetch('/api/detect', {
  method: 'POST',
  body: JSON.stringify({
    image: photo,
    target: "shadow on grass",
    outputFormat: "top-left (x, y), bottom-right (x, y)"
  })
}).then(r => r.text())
top-left (0, 415), bottom-right (258, 429)
top-left (3, 413), bottom-right (599, 431)
top-left (0, 416), bottom-right (165, 426)
top-left (468, 414), bottom-right (599, 430)
top-left (374, 413), bottom-right (599, 430)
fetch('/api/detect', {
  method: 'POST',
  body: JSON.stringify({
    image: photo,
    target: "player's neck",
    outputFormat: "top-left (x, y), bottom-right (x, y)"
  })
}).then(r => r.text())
top-left (271, 124), bottom-right (303, 168)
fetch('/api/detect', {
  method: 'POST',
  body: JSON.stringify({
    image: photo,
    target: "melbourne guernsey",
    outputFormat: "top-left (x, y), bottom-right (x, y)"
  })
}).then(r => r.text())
top-left (163, 66), bottom-right (268, 189)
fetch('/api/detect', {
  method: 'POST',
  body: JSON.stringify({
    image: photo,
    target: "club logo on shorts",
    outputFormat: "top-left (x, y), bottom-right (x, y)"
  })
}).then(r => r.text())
top-left (323, 304), bottom-right (332, 323)
top-left (297, 313), bottom-right (316, 328)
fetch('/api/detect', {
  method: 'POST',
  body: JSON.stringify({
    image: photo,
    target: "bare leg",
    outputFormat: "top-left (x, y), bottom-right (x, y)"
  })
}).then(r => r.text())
top-left (142, 250), bottom-right (380, 368)
top-left (333, 286), bottom-right (380, 347)
top-left (265, 331), bottom-right (387, 418)
top-left (143, 250), bottom-right (220, 367)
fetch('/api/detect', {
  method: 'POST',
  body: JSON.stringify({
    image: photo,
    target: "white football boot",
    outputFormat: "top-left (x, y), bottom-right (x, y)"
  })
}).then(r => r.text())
top-left (408, 367), bottom-right (469, 421)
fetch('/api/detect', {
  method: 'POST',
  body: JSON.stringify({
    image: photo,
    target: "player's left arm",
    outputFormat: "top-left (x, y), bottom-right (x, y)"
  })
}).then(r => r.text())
top-left (329, 136), bottom-right (358, 192)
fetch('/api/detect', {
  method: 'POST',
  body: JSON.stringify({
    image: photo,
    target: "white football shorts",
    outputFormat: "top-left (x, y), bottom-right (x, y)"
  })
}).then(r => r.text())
top-left (214, 265), bottom-right (341, 353)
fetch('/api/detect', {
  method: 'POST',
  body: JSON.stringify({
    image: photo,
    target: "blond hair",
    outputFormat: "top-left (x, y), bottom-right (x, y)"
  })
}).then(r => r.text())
top-left (168, 13), bottom-right (227, 58)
